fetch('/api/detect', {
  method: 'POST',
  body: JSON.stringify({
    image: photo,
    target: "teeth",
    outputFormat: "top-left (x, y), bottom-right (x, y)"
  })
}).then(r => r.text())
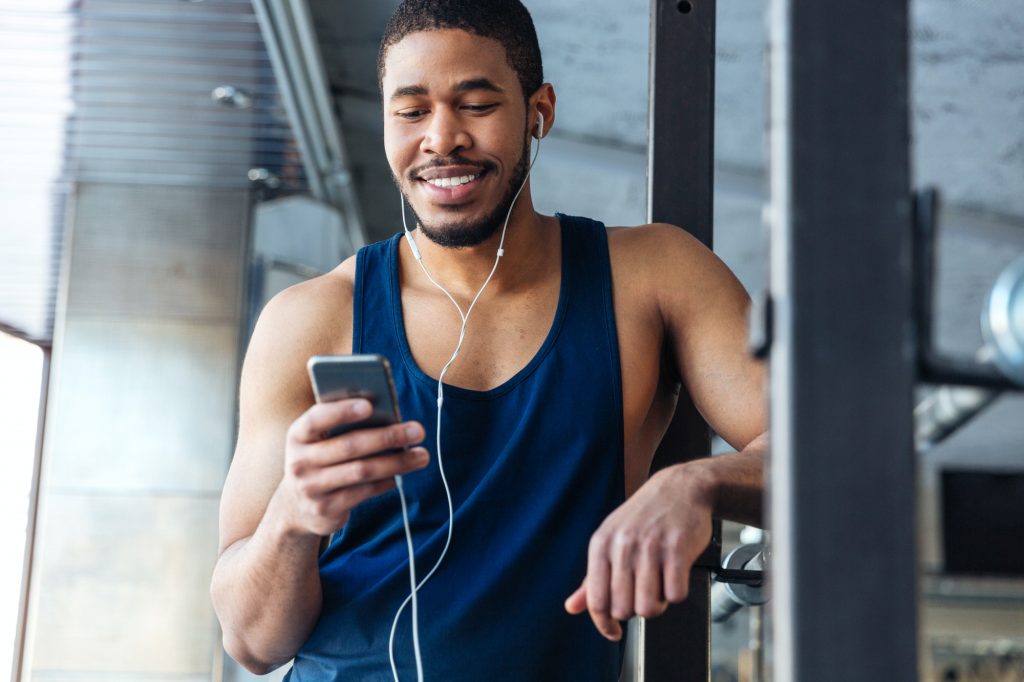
top-left (427, 174), bottom-right (478, 188)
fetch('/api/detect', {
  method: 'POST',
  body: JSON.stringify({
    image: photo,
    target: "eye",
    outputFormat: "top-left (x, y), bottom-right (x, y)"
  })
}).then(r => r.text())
top-left (462, 103), bottom-right (498, 114)
top-left (395, 109), bottom-right (428, 120)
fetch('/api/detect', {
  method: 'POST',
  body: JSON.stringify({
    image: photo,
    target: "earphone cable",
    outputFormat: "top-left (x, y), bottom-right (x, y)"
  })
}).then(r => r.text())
top-left (389, 128), bottom-right (542, 682)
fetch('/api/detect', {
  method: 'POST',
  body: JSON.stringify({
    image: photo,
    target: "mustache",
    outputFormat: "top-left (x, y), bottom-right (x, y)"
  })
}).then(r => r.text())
top-left (406, 155), bottom-right (496, 181)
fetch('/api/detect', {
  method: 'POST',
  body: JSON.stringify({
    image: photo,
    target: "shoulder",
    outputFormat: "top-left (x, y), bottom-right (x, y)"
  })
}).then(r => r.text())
top-left (607, 222), bottom-right (710, 264)
top-left (243, 255), bottom-right (358, 387)
top-left (606, 222), bottom-right (727, 301)
top-left (262, 255), bottom-right (355, 340)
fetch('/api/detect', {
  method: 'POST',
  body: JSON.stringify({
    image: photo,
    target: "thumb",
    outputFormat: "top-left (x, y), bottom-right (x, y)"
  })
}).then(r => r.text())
top-left (564, 581), bottom-right (587, 615)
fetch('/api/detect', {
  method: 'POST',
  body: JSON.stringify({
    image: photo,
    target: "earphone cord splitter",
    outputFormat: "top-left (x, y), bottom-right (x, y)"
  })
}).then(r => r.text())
top-left (388, 127), bottom-right (542, 682)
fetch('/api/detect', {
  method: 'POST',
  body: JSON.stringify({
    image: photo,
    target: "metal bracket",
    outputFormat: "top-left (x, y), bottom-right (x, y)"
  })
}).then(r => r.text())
top-left (913, 188), bottom-right (1022, 391)
top-left (748, 292), bottom-right (773, 360)
top-left (712, 567), bottom-right (764, 587)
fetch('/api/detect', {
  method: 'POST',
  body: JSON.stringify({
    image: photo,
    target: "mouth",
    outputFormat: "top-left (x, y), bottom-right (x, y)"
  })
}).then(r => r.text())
top-left (413, 164), bottom-right (490, 205)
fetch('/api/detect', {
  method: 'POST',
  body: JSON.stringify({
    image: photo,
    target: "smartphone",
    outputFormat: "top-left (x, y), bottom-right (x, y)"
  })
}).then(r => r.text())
top-left (306, 354), bottom-right (402, 439)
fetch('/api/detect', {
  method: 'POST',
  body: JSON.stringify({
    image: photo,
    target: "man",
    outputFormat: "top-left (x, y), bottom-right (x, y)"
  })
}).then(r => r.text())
top-left (211, 0), bottom-right (766, 679)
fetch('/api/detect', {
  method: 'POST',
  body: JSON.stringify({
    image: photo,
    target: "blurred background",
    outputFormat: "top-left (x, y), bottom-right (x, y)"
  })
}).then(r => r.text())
top-left (0, 0), bottom-right (1021, 681)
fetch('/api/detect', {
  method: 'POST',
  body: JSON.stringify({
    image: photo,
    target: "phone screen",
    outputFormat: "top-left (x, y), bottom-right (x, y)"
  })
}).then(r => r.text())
top-left (307, 355), bottom-right (401, 439)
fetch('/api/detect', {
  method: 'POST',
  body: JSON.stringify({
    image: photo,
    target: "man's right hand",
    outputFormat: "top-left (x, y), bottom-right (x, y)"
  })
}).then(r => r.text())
top-left (278, 398), bottom-right (429, 537)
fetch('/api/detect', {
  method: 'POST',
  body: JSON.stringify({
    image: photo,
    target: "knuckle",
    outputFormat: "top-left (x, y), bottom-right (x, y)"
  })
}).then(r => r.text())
top-left (297, 411), bottom-right (316, 438)
top-left (612, 529), bottom-right (637, 548)
top-left (295, 477), bottom-right (314, 498)
top-left (349, 460), bottom-right (371, 481)
top-left (663, 529), bottom-right (686, 554)
top-left (640, 533), bottom-right (661, 556)
top-left (337, 437), bottom-right (357, 461)
top-left (313, 497), bottom-right (332, 517)
top-left (343, 399), bottom-right (362, 418)
top-left (611, 530), bottom-right (636, 559)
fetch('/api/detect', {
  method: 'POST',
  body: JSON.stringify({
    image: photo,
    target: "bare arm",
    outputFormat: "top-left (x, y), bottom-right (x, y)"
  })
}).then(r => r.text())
top-left (567, 224), bottom-right (767, 639)
top-left (210, 273), bottom-right (429, 673)
top-left (655, 225), bottom-right (767, 527)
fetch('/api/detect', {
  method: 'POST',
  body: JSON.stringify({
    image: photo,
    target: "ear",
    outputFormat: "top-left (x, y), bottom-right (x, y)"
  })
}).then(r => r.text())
top-left (530, 83), bottom-right (556, 141)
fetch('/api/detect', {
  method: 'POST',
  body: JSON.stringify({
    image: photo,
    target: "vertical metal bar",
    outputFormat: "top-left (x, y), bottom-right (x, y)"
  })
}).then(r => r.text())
top-left (252, 0), bottom-right (328, 200)
top-left (290, 0), bottom-right (366, 249)
top-left (12, 350), bottom-right (50, 682)
top-left (645, 0), bottom-right (716, 680)
top-left (767, 0), bottom-right (918, 679)
top-left (648, 0), bottom-right (715, 243)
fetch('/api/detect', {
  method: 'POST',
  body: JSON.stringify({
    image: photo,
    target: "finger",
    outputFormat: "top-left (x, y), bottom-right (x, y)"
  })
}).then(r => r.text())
top-left (634, 538), bottom-right (668, 618)
top-left (609, 534), bottom-right (636, 621)
top-left (306, 477), bottom-right (398, 532)
top-left (586, 535), bottom-right (620, 640)
top-left (663, 546), bottom-right (691, 604)
top-left (329, 477), bottom-right (398, 513)
top-left (565, 580), bottom-right (622, 639)
top-left (592, 611), bottom-right (622, 642)
top-left (564, 582), bottom-right (587, 615)
top-left (305, 448), bottom-right (430, 495)
top-left (291, 399), bottom-right (373, 444)
top-left (309, 421), bottom-right (426, 467)
top-left (586, 534), bottom-right (611, 616)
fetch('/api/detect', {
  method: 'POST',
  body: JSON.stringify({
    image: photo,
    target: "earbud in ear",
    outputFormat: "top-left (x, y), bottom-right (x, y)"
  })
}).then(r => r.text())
top-left (535, 112), bottom-right (545, 140)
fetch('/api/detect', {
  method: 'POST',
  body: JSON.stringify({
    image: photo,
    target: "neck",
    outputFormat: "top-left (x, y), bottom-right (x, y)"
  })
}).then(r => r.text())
top-left (403, 195), bottom-right (556, 299)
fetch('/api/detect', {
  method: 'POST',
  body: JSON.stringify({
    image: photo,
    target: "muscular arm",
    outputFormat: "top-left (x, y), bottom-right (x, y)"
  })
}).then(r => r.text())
top-left (655, 224), bottom-right (767, 527)
top-left (567, 224), bottom-right (767, 639)
top-left (210, 281), bottom-right (340, 673)
top-left (210, 265), bottom-right (430, 673)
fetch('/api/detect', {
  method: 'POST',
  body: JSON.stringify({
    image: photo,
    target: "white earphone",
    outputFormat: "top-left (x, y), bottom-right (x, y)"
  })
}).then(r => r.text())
top-left (390, 109), bottom-right (545, 682)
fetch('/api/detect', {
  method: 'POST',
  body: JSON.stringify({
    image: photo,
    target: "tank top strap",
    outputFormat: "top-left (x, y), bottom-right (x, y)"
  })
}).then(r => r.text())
top-left (352, 232), bottom-right (403, 356)
top-left (554, 212), bottom-right (624, 449)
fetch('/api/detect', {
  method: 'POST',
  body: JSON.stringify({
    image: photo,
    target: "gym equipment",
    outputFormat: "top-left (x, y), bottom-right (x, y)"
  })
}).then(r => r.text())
top-left (911, 189), bottom-right (1024, 452)
top-left (710, 543), bottom-right (769, 624)
top-left (914, 189), bottom-right (1024, 392)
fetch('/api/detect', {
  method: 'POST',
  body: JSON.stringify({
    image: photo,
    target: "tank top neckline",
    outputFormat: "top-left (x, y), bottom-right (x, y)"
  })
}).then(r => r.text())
top-left (388, 214), bottom-right (572, 401)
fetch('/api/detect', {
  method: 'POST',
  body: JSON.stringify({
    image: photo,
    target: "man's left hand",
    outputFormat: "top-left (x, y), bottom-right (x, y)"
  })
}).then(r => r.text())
top-left (564, 463), bottom-right (713, 641)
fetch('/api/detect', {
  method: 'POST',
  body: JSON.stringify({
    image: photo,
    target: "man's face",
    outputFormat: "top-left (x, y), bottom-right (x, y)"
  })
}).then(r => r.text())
top-left (381, 29), bottom-right (532, 248)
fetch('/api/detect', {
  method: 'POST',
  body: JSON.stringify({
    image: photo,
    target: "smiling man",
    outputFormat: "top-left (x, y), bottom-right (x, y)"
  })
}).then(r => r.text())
top-left (211, 0), bottom-right (766, 680)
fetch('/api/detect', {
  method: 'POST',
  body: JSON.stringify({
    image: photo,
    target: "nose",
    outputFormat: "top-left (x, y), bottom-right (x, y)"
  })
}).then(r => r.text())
top-left (420, 107), bottom-right (471, 157)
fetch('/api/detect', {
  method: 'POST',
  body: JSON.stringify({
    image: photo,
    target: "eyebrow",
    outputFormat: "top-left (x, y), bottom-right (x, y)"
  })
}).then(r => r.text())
top-left (389, 78), bottom-right (505, 101)
top-left (455, 78), bottom-right (504, 94)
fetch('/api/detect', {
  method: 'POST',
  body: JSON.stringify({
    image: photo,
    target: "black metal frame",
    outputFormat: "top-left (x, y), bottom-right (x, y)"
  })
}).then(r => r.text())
top-left (913, 188), bottom-right (1022, 391)
top-left (767, 0), bottom-right (919, 680)
top-left (645, 0), bottom-right (719, 680)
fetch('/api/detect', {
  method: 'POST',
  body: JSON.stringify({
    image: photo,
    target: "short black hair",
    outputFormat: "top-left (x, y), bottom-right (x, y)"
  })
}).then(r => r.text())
top-left (377, 0), bottom-right (544, 102)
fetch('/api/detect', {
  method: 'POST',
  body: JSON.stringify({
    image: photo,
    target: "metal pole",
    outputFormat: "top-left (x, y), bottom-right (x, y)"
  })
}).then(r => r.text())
top-left (645, 0), bottom-right (717, 680)
top-left (252, 0), bottom-right (366, 252)
top-left (767, 0), bottom-right (919, 679)
top-left (12, 351), bottom-right (50, 682)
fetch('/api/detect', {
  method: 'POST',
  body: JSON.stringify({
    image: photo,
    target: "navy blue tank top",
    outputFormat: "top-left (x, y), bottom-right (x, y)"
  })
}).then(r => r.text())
top-left (285, 214), bottom-right (626, 681)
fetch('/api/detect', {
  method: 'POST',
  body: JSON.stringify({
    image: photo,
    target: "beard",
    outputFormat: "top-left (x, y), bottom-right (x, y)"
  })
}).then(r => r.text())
top-left (400, 133), bottom-right (531, 249)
